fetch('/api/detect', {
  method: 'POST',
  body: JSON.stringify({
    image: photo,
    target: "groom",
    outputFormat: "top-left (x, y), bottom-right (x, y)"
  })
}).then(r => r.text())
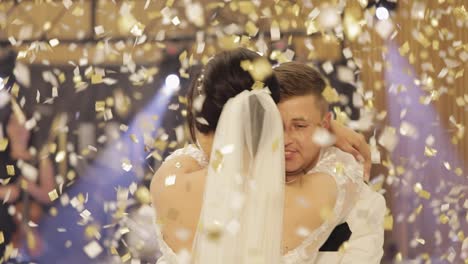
top-left (274, 62), bottom-right (386, 263)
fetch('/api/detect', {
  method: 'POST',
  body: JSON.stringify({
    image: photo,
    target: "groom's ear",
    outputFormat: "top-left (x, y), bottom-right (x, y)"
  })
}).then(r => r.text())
top-left (321, 112), bottom-right (332, 130)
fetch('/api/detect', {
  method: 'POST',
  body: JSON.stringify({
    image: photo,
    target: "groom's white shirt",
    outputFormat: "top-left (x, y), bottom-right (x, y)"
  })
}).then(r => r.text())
top-left (315, 184), bottom-right (386, 264)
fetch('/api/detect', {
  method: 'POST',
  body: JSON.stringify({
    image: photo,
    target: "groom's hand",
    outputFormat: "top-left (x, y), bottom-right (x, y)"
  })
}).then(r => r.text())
top-left (330, 120), bottom-right (371, 181)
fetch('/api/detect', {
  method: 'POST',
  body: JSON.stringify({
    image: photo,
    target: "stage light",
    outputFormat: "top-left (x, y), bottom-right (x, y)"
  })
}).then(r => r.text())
top-left (165, 74), bottom-right (180, 89)
top-left (376, 6), bottom-right (390, 20)
top-left (163, 74), bottom-right (180, 94)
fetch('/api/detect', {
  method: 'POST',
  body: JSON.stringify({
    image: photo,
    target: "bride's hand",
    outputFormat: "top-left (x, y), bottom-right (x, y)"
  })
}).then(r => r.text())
top-left (330, 120), bottom-right (371, 181)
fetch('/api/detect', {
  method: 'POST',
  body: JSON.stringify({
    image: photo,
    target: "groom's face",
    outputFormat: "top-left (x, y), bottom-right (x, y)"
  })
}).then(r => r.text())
top-left (278, 94), bottom-right (325, 175)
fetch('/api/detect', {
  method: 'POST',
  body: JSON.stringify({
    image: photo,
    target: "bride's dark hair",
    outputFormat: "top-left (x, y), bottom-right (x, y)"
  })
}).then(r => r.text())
top-left (187, 48), bottom-right (280, 143)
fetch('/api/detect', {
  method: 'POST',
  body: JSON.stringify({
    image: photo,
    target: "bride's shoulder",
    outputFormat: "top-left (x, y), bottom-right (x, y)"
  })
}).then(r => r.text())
top-left (150, 145), bottom-right (206, 200)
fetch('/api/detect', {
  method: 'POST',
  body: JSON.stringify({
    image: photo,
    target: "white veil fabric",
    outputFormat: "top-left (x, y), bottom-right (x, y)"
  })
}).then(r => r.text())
top-left (191, 88), bottom-right (285, 263)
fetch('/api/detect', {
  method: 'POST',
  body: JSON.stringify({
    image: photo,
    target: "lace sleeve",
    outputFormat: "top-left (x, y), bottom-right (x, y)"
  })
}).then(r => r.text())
top-left (285, 147), bottom-right (364, 263)
top-left (164, 144), bottom-right (208, 168)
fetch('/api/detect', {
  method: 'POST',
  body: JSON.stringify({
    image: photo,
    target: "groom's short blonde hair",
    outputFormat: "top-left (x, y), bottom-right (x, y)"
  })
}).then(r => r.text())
top-left (273, 62), bottom-right (329, 116)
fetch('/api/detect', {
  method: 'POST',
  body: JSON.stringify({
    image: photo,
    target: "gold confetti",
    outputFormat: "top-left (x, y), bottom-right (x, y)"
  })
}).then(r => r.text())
top-left (399, 42), bottom-right (410, 56)
top-left (453, 5), bottom-right (468, 21)
top-left (0, 138), bottom-right (8, 151)
top-left (0, 231), bottom-right (4, 244)
top-left (211, 149), bottom-right (224, 172)
top-left (6, 165), bottom-right (15, 176)
top-left (245, 21), bottom-right (259, 37)
top-left (121, 252), bottom-right (131, 262)
top-left (48, 189), bottom-right (59, 202)
top-left (384, 213), bottom-right (394, 230)
top-left (95, 101), bottom-right (105, 112)
top-left (241, 57), bottom-right (273, 81)
top-left (322, 86), bottom-right (340, 103)
top-left (91, 74), bottom-right (103, 84)
top-left (424, 146), bottom-right (438, 157)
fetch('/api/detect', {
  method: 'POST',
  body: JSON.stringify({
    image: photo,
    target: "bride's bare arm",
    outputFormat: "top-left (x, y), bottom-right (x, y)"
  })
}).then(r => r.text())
top-left (150, 155), bottom-right (207, 252)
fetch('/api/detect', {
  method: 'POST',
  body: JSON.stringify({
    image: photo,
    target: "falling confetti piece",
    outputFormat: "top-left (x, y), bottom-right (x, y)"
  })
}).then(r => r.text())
top-left (83, 240), bottom-right (103, 259)
top-left (165, 175), bottom-right (176, 186)
top-left (48, 189), bottom-right (59, 202)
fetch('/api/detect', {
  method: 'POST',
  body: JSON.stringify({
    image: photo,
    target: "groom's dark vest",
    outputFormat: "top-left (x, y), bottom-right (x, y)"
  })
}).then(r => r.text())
top-left (318, 222), bottom-right (352, 251)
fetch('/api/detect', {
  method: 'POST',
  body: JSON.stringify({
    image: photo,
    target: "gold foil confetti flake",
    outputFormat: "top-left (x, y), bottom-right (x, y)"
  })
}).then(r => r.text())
top-left (418, 189), bottom-right (431, 200)
top-left (322, 86), bottom-right (340, 103)
top-left (453, 5), bottom-right (468, 22)
top-left (238, 1), bottom-right (256, 15)
top-left (110, 246), bottom-right (119, 255)
top-left (0, 138), bottom-right (8, 151)
top-left (204, 220), bottom-right (223, 241)
top-left (454, 167), bottom-right (463, 176)
top-left (439, 214), bottom-right (450, 224)
top-left (0, 178), bottom-right (11, 185)
top-left (384, 213), bottom-right (394, 230)
top-left (48, 189), bottom-right (59, 202)
top-left (343, 6), bottom-right (362, 41)
top-left (165, 175), bottom-right (176, 186)
top-left (399, 42), bottom-right (410, 56)
top-left (218, 35), bottom-right (240, 50)
top-left (91, 73), bottom-right (103, 84)
top-left (415, 204), bottom-right (423, 215)
top-left (245, 21), bottom-right (259, 37)
top-left (135, 186), bottom-right (151, 204)
top-left (394, 252), bottom-right (402, 262)
top-left (121, 252), bottom-right (131, 262)
top-left (130, 134), bottom-right (139, 143)
top-left (272, 137), bottom-right (280, 152)
top-left (0, 231), bottom-right (4, 244)
top-left (240, 57), bottom-right (272, 82)
top-left (95, 101), bottom-right (105, 112)
top-left (6, 165), bottom-right (15, 176)
top-left (211, 149), bottom-right (224, 172)
top-left (334, 162), bottom-right (345, 176)
top-left (250, 81), bottom-right (264, 90)
top-left (84, 224), bottom-right (101, 239)
top-left (332, 107), bottom-right (349, 125)
top-left (320, 206), bottom-right (334, 221)
top-left (49, 207), bottom-right (58, 217)
top-left (305, 19), bottom-right (319, 35)
top-left (424, 146), bottom-right (438, 157)
top-left (121, 159), bottom-right (133, 172)
top-left (83, 240), bottom-right (103, 259)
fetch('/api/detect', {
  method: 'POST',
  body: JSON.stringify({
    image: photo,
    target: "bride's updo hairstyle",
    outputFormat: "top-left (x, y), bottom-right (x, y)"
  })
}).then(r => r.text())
top-left (187, 48), bottom-right (280, 143)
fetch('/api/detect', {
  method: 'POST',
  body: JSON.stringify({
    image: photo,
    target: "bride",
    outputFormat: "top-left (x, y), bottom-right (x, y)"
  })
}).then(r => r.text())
top-left (150, 48), bottom-right (366, 263)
